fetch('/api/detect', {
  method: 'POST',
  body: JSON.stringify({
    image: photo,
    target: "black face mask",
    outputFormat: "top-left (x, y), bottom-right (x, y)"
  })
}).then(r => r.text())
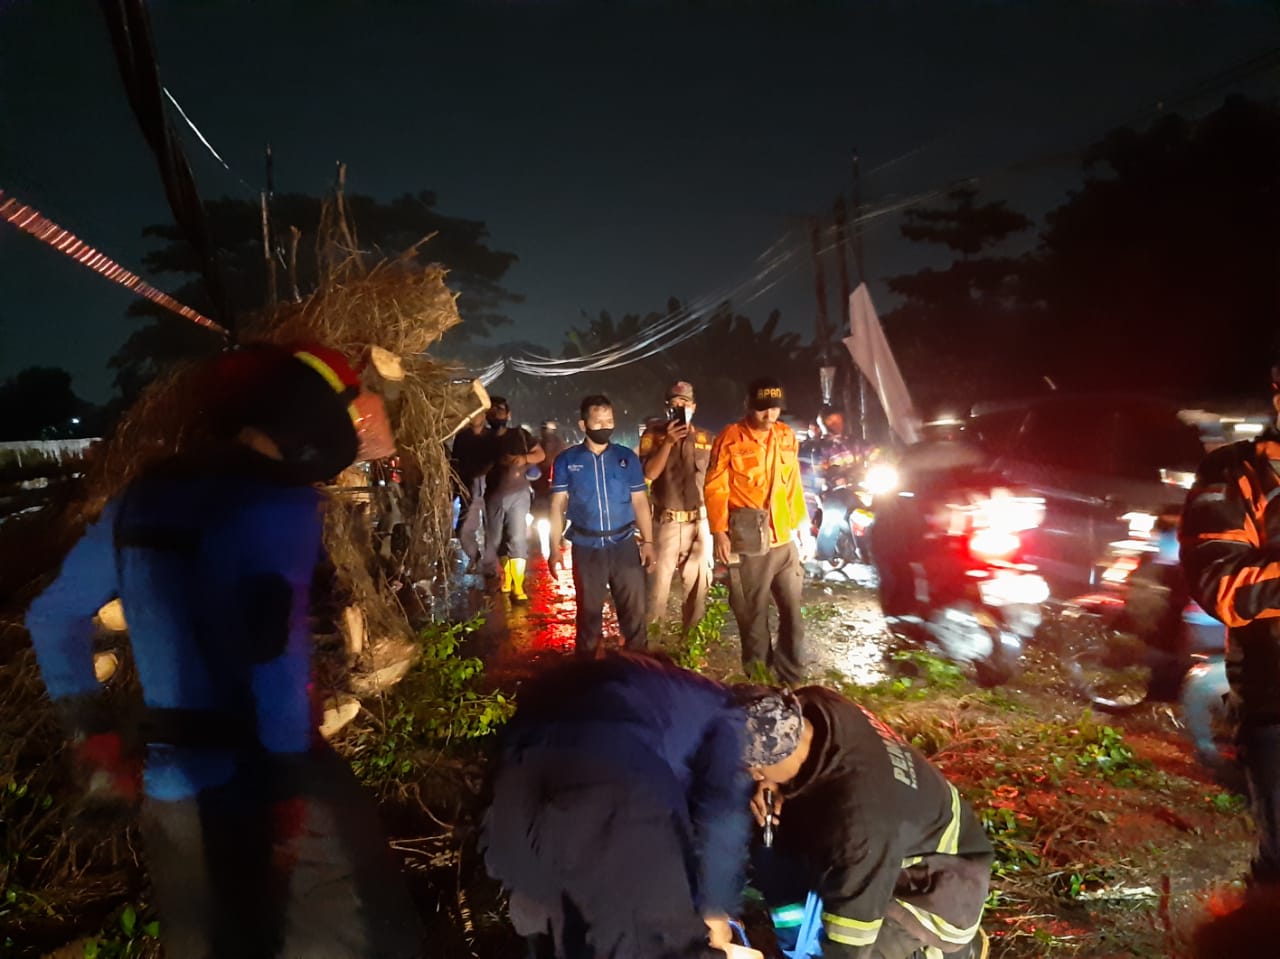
top-left (585, 427), bottom-right (614, 444)
top-left (489, 416), bottom-right (509, 428)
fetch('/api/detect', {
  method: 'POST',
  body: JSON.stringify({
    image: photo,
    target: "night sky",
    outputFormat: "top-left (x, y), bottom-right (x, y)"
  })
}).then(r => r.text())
top-left (2, 0), bottom-right (1278, 402)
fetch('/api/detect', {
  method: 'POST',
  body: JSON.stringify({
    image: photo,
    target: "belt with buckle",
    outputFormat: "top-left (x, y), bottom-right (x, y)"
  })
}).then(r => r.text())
top-left (660, 508), bottom-right (701, 523)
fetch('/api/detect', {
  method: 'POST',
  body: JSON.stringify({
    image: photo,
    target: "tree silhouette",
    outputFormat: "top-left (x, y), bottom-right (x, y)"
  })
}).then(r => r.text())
top-left (0, 367), bottom-right (82, 441)
top-left (899, 186), bottom-right (1031, 257)
top-left (1029, 95), bottom-right (1280, 400)
top-left (113, 191), bottom-right (522, 401)
top-left (882, 187), bottom-right (1037, 411)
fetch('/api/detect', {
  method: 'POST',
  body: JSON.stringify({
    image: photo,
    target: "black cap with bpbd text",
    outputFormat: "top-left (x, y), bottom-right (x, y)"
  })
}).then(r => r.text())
top-left (747, 377), bottom-right (785, 411)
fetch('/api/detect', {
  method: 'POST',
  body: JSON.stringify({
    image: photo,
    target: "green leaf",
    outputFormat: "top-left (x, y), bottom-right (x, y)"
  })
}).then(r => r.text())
top-left (120, 904), bottom-right (137, 937)
top-left (84, 940), bottom-right (100, 959)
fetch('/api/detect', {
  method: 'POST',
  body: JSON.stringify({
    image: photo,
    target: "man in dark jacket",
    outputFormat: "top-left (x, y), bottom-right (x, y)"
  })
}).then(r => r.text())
top-left (451, 410), bottom-right (495, 570)
top-left (482, 653), bottom-right (751, 958)
top-left (736, 685), bottom-right (992, 959)
top-left (482, 397), bottom-right (546, 601)
top-left (1180, 366), bottom-right (1280, 887)
top-left (26, 343), bottom-right (420, 959)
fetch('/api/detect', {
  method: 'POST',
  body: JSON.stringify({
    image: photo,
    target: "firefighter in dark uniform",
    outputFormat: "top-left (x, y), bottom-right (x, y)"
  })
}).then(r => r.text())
top-left (640, 381), bottom-right (715, 635)
top-left (735, 685), bottom-right (992, 959)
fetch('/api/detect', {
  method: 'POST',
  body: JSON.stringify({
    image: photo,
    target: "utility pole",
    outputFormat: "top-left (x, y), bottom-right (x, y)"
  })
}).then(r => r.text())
top-left (851, 150), bottom-right (865, 282)
top-left (809, 219), bottom-right (836, 407)
top-left (809, 218), bottom-right (831, 358)
top-left (261, 144), bottom-right (278, 306)
top-left (832, 196), bottom-right (860, 441)
top-left (851, 149), bottom-right (868, 442)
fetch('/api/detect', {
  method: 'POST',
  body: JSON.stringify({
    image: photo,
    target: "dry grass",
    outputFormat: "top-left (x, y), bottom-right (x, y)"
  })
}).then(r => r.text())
top-left (72, 178), bottom-right (479, 648)
top-left (1, 174), bottom-right (486, 954)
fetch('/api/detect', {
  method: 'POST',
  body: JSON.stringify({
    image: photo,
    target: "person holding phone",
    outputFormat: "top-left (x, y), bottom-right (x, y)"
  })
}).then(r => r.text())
top-left (640, 381), bottom-right (715, 636)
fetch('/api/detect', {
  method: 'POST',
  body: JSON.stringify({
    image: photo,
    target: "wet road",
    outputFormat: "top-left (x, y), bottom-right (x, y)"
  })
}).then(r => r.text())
top-left (453, 550), bottom-right (896, 689)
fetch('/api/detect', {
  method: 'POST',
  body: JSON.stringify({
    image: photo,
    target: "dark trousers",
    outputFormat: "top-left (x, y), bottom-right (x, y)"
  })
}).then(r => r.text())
top-left (571, 539), bottom-right (648, 657)
top-left (140, 746), bottom-right (421, 959)
top-left (458, 477), bottom-right (486, 563)
top-left (728, 541), bottom-right (806, 685)
top-left (1242, 723), bottom-right (1280, 885)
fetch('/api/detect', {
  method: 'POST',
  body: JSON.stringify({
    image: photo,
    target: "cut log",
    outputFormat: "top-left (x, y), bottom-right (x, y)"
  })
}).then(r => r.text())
top-left (319, 695), bottom-right (361, 739)
top-left (96, 599), bottom-right (127, 632)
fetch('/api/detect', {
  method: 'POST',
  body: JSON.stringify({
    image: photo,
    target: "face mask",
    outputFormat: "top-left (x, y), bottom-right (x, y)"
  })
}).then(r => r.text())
top-left (585, 427), bottom-right (614, 444)
top-left (489, 416), bottom-right (509, 428)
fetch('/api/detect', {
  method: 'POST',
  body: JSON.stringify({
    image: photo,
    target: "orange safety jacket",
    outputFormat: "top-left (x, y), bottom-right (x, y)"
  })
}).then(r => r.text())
top-left (705, 419), bottom-right (808, 547)
top-left (1181, 427), bottom-right (1280, 726)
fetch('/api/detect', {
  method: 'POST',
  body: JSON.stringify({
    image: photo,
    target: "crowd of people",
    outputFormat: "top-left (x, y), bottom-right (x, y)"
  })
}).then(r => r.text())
top-left (29, 338), bottom-right (1280, 959)
top-left (451, 376), bottom-right (820, 683)
top-left (456, 376), bottom-right (995, 957)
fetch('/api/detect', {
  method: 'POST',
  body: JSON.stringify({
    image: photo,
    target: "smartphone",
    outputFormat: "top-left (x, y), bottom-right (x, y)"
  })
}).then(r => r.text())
top-left (762, 788), bottom-right (775, 847)
top-left (668, 405), bottom-right (688, 426)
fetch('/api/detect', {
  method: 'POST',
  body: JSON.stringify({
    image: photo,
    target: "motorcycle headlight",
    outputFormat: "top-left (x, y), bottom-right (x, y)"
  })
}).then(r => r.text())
top-left (863, 463), bottom-right (900, 497)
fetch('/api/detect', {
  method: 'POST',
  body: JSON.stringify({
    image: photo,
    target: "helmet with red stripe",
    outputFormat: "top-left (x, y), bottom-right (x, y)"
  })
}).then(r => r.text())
top-left (203, 342), bottom-right (393, 481)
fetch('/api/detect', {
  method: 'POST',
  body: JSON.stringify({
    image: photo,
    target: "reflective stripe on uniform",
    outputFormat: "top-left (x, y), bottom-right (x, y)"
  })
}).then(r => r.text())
top-left (936, 783), bottom-right (961, 855)
top-left (822, 912), bottom-right (882, 947)
top-left (902, 854), bottom-right (925, 868)
top-left (294, 350), bottom-right (347, 393)
top-left (896, 898), bottom-right (983, 945)
top-left (770, 903), bottom-right (807, 929)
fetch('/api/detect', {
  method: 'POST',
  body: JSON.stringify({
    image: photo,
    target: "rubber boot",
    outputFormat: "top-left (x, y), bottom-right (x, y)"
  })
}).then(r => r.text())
top-left (510, 557), bottom-right (529, 603)
top-left (500, 557), bottom-right (513, 594)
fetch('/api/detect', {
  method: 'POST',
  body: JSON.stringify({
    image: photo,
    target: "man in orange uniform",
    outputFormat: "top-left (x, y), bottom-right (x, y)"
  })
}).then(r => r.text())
top-left (705, 377), bottom-right (810, 684)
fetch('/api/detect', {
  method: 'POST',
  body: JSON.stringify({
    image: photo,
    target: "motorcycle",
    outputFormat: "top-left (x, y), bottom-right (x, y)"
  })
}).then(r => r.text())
top-left (871, 475), bottom-right (1050, 687)
top-left (806, 463), bottom-right (889, 570)
top-left (1045, 514), bottom-right (1235, 778)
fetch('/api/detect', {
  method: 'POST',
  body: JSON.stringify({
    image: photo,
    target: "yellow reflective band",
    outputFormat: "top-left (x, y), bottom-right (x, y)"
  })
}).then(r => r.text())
top-left (936, 783), bottom-right (961, 856)
top-left (822, 912), bottom-right (881, 946)
top-left (294, 350), bottom-right (347, 395)
top-left (902, 854), bottom-right (925, 868)
top-left (770, 904), bottom-right (806, 928)
top-left (896, 899), bottom-right (982, 945)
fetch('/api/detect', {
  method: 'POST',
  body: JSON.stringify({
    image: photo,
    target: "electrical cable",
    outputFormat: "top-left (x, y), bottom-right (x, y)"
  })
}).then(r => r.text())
top-left (0, 187), bottom-right (228, 336)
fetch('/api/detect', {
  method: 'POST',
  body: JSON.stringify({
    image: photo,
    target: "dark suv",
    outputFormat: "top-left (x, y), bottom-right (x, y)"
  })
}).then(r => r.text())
top-left (960, 393), bottom-right (1206, 596)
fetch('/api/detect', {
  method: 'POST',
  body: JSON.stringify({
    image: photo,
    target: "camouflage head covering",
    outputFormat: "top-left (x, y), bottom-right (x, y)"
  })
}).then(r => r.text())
top-left (734, 685), bottom-right (804, 767)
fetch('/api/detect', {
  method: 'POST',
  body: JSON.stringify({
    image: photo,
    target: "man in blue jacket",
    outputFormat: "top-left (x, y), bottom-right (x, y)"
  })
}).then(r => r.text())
top-left (25, 343), bottom-right (420, 959)
top-left (482, 652), bottom-right (752, 959)
top-left (548, 393), bottom-right (656, 656)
